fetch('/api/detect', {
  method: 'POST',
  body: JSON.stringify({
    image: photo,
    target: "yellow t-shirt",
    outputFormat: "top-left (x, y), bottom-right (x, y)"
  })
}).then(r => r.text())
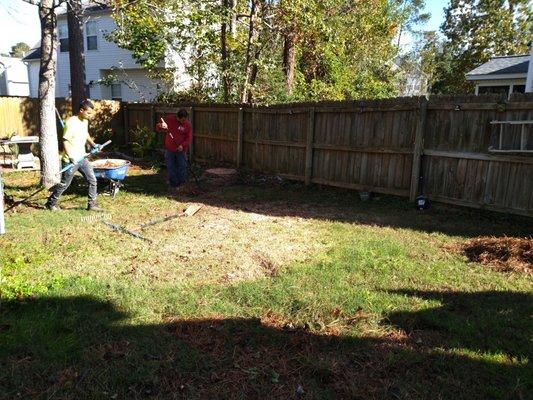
top-left (62, 116), bottom-right (89, 162)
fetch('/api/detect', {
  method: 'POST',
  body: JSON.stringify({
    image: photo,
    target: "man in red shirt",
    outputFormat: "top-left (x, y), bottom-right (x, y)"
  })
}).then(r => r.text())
top-left (155, 109), bottom-right (193, 191)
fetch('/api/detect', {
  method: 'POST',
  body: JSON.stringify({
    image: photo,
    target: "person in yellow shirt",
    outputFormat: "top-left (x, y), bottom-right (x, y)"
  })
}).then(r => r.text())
top-left (46, 100), bottom-right (103, 211)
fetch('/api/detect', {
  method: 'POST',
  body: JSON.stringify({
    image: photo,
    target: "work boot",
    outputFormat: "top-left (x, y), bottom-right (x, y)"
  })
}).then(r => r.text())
top-left (46, 203), bottom-right (61, 211)
top-left (87, 203), bottom-right (105, 212)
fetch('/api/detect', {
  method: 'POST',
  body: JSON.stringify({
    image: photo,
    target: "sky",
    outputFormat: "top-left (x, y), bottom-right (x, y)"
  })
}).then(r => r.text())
top-left (0, 0), bottom-right (447, 56)
top-left (0, 0), bottom-right (41, 54)
top-left (398, 0), bottom-right (446, 49)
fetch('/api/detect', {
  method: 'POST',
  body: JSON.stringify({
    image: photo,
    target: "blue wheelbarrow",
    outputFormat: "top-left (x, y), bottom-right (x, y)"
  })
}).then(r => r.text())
top-left (91, 159), bottom-right (131, 198)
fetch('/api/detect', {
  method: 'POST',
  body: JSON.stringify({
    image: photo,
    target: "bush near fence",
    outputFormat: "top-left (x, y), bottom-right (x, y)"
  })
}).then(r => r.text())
top-left (124, 94), bottom-right (533, 217)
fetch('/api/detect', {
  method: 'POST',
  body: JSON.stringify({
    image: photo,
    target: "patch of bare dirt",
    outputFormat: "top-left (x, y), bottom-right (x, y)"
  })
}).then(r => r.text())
top-left (448, 237), bottom-right (532, 274)
top-left (152, 204), bottom-right (329, 284)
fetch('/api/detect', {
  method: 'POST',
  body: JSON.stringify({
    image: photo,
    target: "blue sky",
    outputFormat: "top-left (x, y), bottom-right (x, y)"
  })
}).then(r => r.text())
top-left (424, 0), bottom-right (447, 32)
top-left (0, 0), bottom-right (447, 55)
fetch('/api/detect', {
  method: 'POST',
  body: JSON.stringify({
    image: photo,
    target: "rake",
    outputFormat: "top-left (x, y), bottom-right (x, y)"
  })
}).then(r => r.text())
top-left (138, 204), bottom-right (203, 230)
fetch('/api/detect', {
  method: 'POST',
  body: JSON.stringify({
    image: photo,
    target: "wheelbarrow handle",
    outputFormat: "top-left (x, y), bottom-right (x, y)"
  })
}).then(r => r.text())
top-left (58, 140), bottom-right (112, 176)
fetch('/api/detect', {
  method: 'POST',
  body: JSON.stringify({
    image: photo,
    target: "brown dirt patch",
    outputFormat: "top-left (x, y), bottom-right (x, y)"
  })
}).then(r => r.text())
top-left (449, 237), bottom-right (532, 274)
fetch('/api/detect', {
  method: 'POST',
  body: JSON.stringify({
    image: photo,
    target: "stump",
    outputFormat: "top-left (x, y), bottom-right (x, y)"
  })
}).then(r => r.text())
top-left (203, 168), bottom-right (237, 187)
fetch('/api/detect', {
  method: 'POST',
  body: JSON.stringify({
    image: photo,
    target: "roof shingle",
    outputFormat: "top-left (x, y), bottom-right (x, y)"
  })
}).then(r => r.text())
top-left (22, 48), bottom-right (41, 61)
top-left (466, 55), bottom-right (529, 76)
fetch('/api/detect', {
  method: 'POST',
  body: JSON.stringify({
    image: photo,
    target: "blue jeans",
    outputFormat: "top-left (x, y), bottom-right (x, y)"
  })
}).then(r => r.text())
top-left (47, 159), bottom-right (98, 206)
top-left (165, 150), bottom-right (187, 187)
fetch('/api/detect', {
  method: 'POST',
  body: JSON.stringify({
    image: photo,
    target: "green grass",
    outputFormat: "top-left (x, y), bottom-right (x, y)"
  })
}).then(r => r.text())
top-left (0, 167), bottom-right (532, 399)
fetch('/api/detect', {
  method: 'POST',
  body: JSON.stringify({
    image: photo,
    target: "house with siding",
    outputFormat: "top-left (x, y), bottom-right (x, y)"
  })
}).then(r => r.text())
top-left (23, 5), bottom-right (189, 102)
top-left (0, 56), bottom-right (30, 96)
top-left (466, 45), bottom-right (533, 97)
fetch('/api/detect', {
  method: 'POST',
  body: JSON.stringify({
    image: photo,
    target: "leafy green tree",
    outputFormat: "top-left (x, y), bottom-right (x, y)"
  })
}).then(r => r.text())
top-left (9, 42), bottom-right (30, 58)
top-left (433, 0), bottom-right (533, 94)
top-left (107, 0), bottom-right (423, 103)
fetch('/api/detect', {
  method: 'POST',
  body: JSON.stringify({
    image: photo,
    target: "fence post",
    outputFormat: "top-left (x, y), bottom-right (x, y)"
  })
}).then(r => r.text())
top-left (188, 106), bottom-right (195, 161)
top-left (123, 103), bottom-right (129, 145)
top-left (305, 107), bottom-right (315, 185)
top-left (0, 168), bottom-right (5, 235)
top-left (236, 107), bottom-right (244, 167)
top-left (409, 96), bottom-right (428, 202)
top-left (150, 104), bottom-right (155, 131)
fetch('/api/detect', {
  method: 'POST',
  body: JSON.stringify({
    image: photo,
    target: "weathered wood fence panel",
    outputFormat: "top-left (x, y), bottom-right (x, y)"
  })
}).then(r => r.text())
top-left (243, 108), bottom-right (307, 179)
top-left (0, 96), bottom-right (123, 141)
top-left (420, 94), bottom-right (533, 215)
top-left (115, 95), bottom-right (533, 217)
top-left (311, 100), bottom-right (419, 196)
top-left (0, 96), bottom-right (39, 138)
top-left (194, 108), bottom-right (238, 164)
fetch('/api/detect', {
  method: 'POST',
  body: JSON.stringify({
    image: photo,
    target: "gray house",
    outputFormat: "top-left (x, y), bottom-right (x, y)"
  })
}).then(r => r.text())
top-left (466, 47), bottom-right (533, 97)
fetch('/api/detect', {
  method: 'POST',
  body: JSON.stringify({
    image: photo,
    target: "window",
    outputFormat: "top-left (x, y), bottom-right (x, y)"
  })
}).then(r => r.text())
top-left (512, 85), bottom-right (526, 94)
top-left (477, 85), bottom-right (510, 95)
top-left (86, 21), bottom-right (98, 50)
top-left (59, 24), bottom-right (69, 52)
top-left (111, 83), bottom-right (122, 100)
top-left (67, 84), bottom-right (90, 98)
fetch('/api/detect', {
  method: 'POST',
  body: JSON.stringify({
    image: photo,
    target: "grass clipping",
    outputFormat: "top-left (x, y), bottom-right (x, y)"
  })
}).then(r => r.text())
top-left (452, 237), bottom-right (532, 274)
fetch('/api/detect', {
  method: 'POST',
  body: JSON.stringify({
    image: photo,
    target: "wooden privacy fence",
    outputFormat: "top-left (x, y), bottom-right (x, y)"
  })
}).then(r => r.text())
top-left (0, 96), bottom-right (123, 141)
top-left (126, 94), bottom-right (533, 217)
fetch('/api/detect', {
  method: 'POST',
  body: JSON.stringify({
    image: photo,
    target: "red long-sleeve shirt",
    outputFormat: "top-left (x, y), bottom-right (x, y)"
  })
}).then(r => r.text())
top-left (155, 114), bottom-right (192, 153)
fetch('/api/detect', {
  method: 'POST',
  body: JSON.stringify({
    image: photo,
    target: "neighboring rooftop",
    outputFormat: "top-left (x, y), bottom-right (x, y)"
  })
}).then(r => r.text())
top-left (466, 55), bottom-right (529, 77)
top-left (22, 48), bottom-right (41, 61)
top-left (57, 3), bottom-right (109, 16)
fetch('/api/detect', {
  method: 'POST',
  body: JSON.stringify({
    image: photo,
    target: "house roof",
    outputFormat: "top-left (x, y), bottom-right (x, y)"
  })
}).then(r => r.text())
top-left (22, 48), bottom-right (41, 61)
top-left (57, 4), bottom-right (110, 17)
top-left (466, 55), bottom-right (529, 77)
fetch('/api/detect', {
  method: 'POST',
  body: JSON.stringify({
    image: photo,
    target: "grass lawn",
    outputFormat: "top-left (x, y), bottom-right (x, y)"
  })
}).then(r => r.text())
top-left (1, 165), bottom-right (532, 399)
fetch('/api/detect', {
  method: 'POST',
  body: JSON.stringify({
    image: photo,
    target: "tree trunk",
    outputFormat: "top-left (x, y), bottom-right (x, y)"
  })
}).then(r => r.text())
top-left (282, 32), bottom-right (296, 94)
top-left (230, 0), bottom-right (237, 38)
top-left (241, 0), bottom-right (257, 103)
top-left (396, 25), bottom-right (403, 47)
top-left (248, 51), bottom-right (260, 103)
top-left (67, 0), bottom-right (87, 113)
top-left (221, 0), bottom-right (230, 102)
top-left (38, 0), bottom-right (60, 188)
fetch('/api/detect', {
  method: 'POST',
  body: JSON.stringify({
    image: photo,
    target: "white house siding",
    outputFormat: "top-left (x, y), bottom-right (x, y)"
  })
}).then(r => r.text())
top-left (99, 69), bottom-right (166, 102)
top-left (526, 46), bottom-right (533, 92)
top-left (25, 9), bottom-right (189, 101)
top-left (51, 10), bottom-right (184, 101)
top-left (0, 57), bottom-right (30, 96)
top-left (27, 61), bottom-right (40, 98)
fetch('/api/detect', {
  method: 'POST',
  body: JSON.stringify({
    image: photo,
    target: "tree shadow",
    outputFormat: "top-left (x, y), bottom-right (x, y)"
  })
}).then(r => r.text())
top-left (4, 163), bottom-right (530, 237)
top-left (385, 289), bottom-right (532, 361)
top-left (18, 97), bottom-right (39, 137)
top-left (120, 171), bottom-right (533, 238)
top-left (0, 292), bottom-right (530, 399)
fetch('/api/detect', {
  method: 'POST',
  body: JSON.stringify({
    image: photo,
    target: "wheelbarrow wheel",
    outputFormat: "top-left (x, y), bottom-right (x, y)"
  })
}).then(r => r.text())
top-left (109, 181), bottom-right (122, 198)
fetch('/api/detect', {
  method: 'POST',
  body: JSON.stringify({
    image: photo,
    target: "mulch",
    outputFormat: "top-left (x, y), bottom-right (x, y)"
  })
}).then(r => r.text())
top-left (449, 236), bottom-right (532, 274)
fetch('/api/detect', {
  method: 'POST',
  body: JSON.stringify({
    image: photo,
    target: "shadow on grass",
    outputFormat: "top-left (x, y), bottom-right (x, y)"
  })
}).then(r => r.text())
top-left (0, 291), bottom-right (530, 399)
top-left (4, 167), bottom-right (531, 238)
top-left (385, 290), bottom-right (532, 361)
top-left (120, 172), bottom-right (533, 238)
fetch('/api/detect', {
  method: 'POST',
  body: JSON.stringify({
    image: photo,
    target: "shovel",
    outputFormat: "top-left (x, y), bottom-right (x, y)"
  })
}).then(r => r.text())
top-left (139, 204), bottom-right (203, 230)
